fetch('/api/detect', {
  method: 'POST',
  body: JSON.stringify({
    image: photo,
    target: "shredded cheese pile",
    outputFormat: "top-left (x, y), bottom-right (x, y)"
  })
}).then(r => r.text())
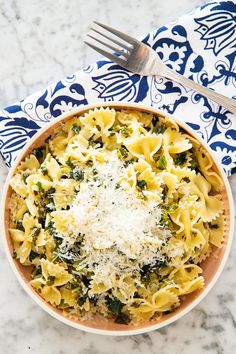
top-left (58, 158), bottom-right (170, 276)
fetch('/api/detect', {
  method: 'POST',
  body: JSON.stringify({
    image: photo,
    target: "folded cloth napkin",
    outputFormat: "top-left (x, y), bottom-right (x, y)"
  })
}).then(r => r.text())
top-left (0, 0), bottom-right (235, 174)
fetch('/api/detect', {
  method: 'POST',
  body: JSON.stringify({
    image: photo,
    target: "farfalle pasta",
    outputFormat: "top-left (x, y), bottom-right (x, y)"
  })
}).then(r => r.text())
top-left (8, 107), bottom-right (224, 324)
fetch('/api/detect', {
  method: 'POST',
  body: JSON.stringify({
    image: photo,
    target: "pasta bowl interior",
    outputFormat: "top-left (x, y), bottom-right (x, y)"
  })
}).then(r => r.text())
top-left (2, 102), bottom-right (234, 335)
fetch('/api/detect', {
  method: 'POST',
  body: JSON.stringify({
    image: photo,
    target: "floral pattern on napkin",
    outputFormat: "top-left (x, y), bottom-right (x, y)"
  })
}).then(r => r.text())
top-left (0, 1), bottom-right (235, 174)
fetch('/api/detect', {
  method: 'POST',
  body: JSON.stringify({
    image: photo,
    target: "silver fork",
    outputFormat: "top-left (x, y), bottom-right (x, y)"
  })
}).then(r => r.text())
top-left (85, 21), bottom-right (236, 114)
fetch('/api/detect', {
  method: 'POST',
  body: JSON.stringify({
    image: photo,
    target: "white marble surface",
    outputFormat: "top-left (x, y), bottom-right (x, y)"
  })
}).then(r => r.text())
top-left (0, 0), bottom-right (235, 353)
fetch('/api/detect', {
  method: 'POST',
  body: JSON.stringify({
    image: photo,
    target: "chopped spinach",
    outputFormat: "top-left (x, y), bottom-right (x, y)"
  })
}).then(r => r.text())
top-left (46, 275), bottom-right (56, 286)
top-left (31, 227), bottom-right (41, 243)
top-left (16, 221), bottom-right (24, 231)
top-left (70, 168), bottom-right (84, 181)
top-left (137, 179), bottom-right (147, 190)
top-left (175, 152), bottom-right (187, 165)
top-left (105, 296), bottom-right (124, 314)
top-left (162, 184), bottom-right (168, 200)
top-left (23, 173), bottom-right (29, 184)
top-left (115, 312), bottom-right (130, 324)
top-left (119, 145), bottom-right (129, 158)
top-left (190, 159), bottom-right (198, 171)
top-left (156, 125), bottom-right (166, 134)
top-left (47, 221), bottom-right (58, 237)
top-left (166, 203), bottom-right (178, 213)
top-left (66, 158), bottom-right (75, 169)
top-left (96, 124), bottom-right (101, 132)
top-left (158, 155), bottom-right (167, 170)
top-left (181, 177), bottom-right (190, 183)
top-left (126, 158), bottom-right (135, 165)
top-left (44, 187), bottom-right (56, 196)
top-left (29, 250), bottom-right (39, 262)
top-left (86, 160), bottom-right (93, 167)
top-left (108, 127), bottom-right (116, 136)
top-left (33, 146), bottom-right (45, 161)
top-left (159, 210), bottom-right (170, 226)
top-left (77, 294), bottom-right (88, 306)
top-left (72, 123), bottom-right (81, 134)
top-left (31, 265), bottom-right (42, 279)
top-left (36, 181), bottom-right (45, 193)
top-left (61, 174), bottom-right (69, 179)
top-left (209, 223), bottom-right (219, 229)
top-left (41, 165), bottom-right (48, 175)
top-left (120, 126), bottom-right (133, 137)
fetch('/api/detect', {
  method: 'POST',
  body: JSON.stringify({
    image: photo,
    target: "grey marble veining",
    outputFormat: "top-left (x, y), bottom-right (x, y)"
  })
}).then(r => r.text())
top-left (0, 1), bottom-right (235, 353)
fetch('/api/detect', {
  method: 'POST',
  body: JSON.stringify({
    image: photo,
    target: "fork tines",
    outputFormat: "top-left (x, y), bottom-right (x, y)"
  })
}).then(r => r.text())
top-left (85, 21), bottom-right (137, 64)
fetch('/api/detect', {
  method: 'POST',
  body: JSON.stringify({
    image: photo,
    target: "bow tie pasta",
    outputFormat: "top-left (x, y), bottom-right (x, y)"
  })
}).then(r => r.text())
top-left (8, 107), bottom-right (224, 324)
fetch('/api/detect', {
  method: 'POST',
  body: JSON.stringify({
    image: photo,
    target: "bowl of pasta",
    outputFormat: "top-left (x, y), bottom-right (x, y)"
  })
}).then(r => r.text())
top-left (1, 102), bottom-right (234, 335)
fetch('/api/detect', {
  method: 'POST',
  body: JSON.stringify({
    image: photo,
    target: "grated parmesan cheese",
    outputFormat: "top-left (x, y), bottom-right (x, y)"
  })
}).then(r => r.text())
top-left (56, 157), bottom-right (170, 289)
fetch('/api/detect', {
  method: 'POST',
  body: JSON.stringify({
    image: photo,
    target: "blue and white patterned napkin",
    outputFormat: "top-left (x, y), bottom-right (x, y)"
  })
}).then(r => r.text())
top-left (0, 1), bottom-right (235, 174)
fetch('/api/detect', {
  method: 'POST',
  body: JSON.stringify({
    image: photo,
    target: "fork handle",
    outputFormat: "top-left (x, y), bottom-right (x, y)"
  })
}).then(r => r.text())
top-left (160, 66), bottom-right (236, 114)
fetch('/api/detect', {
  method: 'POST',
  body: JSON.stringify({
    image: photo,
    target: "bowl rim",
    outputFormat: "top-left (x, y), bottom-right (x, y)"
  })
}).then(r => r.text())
top-left (1, 101), bottom-right (234, 336)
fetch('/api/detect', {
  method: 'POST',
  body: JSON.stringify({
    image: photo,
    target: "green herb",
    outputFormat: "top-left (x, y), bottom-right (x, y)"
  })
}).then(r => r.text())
top-left (12, 251), bottom-right (17, 259)
top-left (166, 203), bottom-right (178, 213)
top-left (162, 185), bottom-right (168, 200)
top-left (29, 250), bottom-right (39, 262)
top-left (209, 223), bottom-right (219, 229)
top-left (90, 296), bottom-right (98, 305)
top-left (70, 168), bottom-right (84, 181)
top-left (78, 295), bottom-right (87, 306)
top-left (190, 159), bottom-right (198, 171)
top-left (175, 152), bottom-right (187, 166)
top-left (115, 183), bottom-right (121, 189)
top-left (120, 126), bottom-right (133, 137)
top-left (31, 227), bottom-right (41, 243)
top-left (144, 126), bottom-right (151, 132)
top-left (51, 251), bottom-right (60, 262)
top-left (68, 281), bottom-right (82, 291)
top-left (45, 187), bottom-right (56, 196)
top-left (158, 155), bottom-right (167, 170)
top-left (89, 137), bottom-right (104, 148)
top-left (159, 211), bottom-right (169, 226)
top-left (41, 165), bottom-right (48, 175)
top-left (156, 125), bottom-right (166, 134)
top-left (23, 173), bottom-right (29, 184)
top-left (46, 275), bottom-right (56, 286)
top-left (96, 124), bottom-right (101, 132)
top-left (31, 265), bottom-right (42, 279)
top-left (66, 158), bottom-right (75, 169)
top-left (115, 312), bottom-right (130, 324)
top-left (105, 296), bottom-right (124, 314)
top-left (33, 146), bottom-right (45, 160)
top-left (61, 174), bottom-right (69, 179)
top-left (72, 123), bottom-right (81, 134)
top-left (153, 155), bottom-right (160, 162)
top-left (181, 177), bottom-right (190, 183)
top-left (58, 299), bottom-right (69, 309)
top-left (119, 145), bottom-right (129, 158)
top-left (126, 158), bottom-right (135, 165)
top-left (141, 259), bottom-right (167, 281)
top-left (47, 221), bottom-right (57, 237)
top-left (16, 221), bottom-right (24, 231)
top-left (36, 181), bottom-right (45, 193)
top-left (137, 179), bottom-right (147, 190)
top-left (108, 127), bottom-right (116, 136)
top-left (86, 160), bottom-right (93, 167)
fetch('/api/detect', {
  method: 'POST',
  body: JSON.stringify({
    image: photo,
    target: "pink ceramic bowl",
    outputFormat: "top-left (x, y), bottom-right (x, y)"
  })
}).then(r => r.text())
top-left (1, 102), bottom-right (234, 335)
